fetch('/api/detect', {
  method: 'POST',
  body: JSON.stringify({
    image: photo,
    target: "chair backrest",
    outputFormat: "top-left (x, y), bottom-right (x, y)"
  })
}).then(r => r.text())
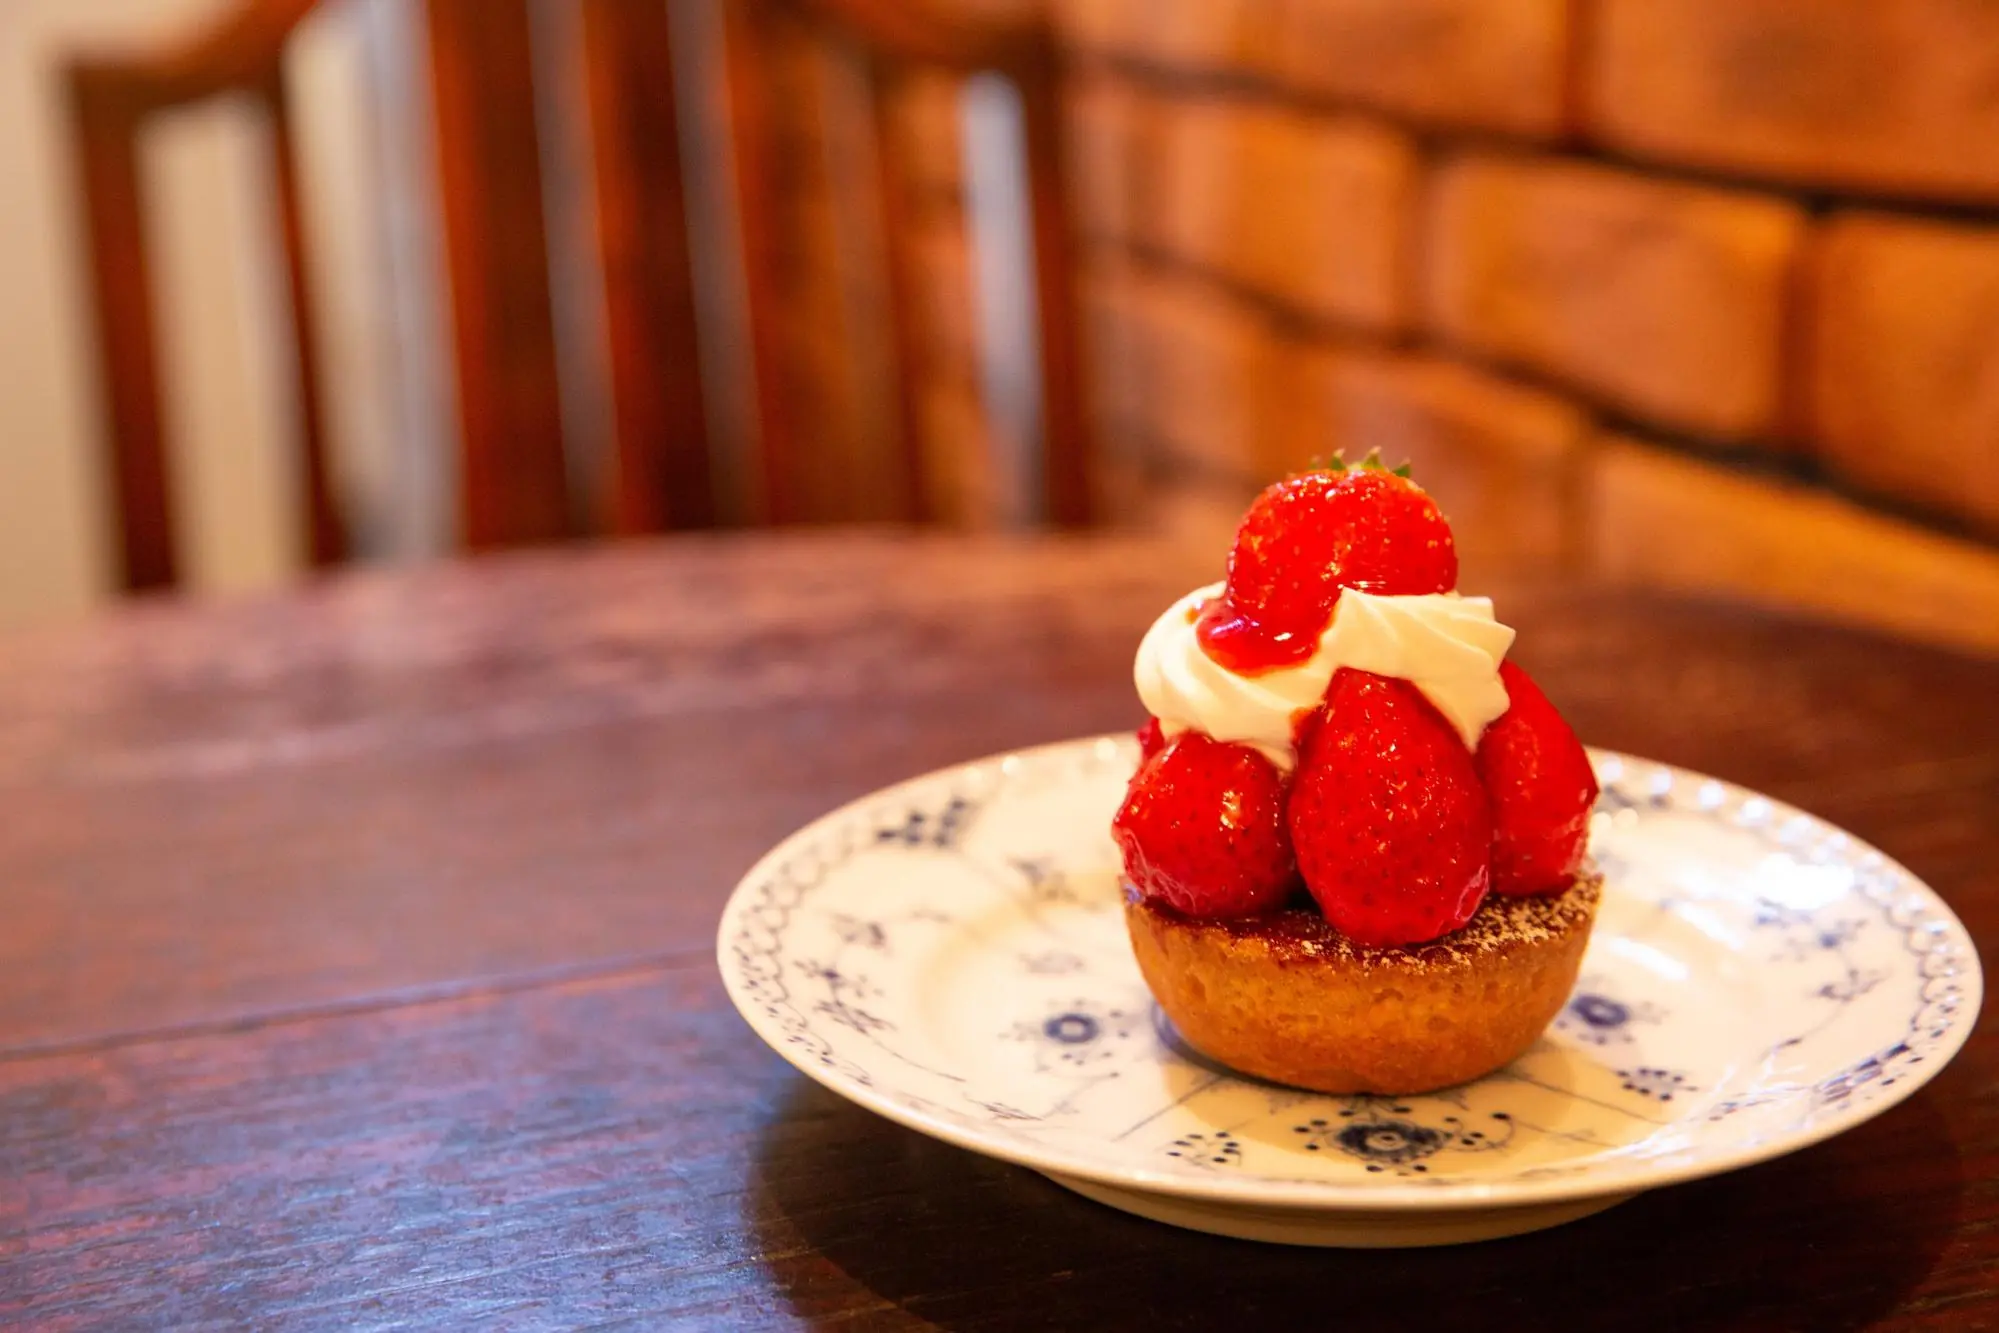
top-left (67, 0), bottom-right (1093, 592)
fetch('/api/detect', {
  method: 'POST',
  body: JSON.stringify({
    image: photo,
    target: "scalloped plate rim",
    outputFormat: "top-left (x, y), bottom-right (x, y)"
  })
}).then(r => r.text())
top-left (715, 735), bottom-right (1983, 1213)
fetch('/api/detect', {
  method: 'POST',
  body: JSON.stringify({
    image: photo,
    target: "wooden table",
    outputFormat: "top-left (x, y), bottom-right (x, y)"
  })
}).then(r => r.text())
top-left (6, 531), bottom-right (1997, 1330)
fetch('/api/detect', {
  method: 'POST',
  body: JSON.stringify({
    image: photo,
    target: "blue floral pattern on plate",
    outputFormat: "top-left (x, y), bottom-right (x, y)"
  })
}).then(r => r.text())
top-left (718, 737), bottom-right (1981, 1230)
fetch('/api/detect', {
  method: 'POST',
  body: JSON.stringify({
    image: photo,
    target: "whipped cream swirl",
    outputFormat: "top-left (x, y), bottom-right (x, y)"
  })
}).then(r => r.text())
top-left (1134, 583), bottom-right (1516, 771)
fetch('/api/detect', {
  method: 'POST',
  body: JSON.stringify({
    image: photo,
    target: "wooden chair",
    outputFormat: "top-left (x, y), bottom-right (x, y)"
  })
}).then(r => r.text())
top-left (66, 0), bottom-right (1093, 591)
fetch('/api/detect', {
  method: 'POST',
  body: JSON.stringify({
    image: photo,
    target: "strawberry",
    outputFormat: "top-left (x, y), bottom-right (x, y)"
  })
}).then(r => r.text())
top-left (1476, 661), bottom-right (1598, 895)
top-left (1288, 668), bottom-right (1493, 947)
top-left (1198, 459), bottom-right (1457, 674)
top-left (1136, 716), bottom-right (1167, 763)
top-left (1112, 731), bottom-right (1297, 918)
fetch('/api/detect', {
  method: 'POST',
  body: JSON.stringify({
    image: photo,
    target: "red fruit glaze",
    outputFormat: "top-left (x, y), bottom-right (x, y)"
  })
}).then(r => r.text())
top-left (1288, 669), bottom-right (1493, 947)
top-left (1113, 732), bottom-right (1298, 918)
top-left (1475, 661), bottom-right (1599, 896)
top-left (1137, 717), bottom-right (1167, 763)
top-left (1197, 468), bottom-right (1457, 674)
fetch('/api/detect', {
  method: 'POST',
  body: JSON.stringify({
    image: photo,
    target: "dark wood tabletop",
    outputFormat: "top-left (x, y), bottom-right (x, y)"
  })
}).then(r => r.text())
top-left (6, 530), bottom-right (1998, 1331)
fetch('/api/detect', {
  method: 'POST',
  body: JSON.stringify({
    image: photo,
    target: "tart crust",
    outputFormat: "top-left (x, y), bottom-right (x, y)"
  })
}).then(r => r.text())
top-left (1124, 872), bottom-right (1602, 1094)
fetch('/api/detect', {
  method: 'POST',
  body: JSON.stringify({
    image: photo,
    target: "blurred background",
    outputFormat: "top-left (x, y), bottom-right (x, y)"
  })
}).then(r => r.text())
top-left (7, 0), bottom-right (1999, 651)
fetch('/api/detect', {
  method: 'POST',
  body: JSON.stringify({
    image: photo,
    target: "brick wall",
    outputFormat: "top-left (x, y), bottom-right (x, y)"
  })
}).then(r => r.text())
top-left (1058, 0), bottom-right (1999, 600)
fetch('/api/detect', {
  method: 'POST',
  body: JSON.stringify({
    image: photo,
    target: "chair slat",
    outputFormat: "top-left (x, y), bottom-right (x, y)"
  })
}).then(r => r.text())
top-left (581, 0), bottom-right (713, 533)
top-left (425, 0), bottom-right (570, 547)
top-left (266, 68), bottom-right (347, 568)
top-left (67, 72), bottom-right (178, 590)
top-left (723, 2), bottom-right (1095, 527)
top-left (720, 0), bottom-right (799, 524)
top-left (1018, 57), bottom-right (1094, 526)
top-left (871, 66), bottom-right (932, 523)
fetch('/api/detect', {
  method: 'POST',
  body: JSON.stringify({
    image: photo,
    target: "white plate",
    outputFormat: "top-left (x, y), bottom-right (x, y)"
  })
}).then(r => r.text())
top-left (717, 737), bottom-right (1981, 1246)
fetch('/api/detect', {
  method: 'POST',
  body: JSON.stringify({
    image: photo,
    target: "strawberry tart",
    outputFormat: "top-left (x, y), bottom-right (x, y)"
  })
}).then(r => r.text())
top-left (1113, 457), bottom-right (1601, 1095)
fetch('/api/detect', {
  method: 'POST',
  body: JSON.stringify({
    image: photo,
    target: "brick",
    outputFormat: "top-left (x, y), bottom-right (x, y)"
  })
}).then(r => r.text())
top-left (1127, 273), bottom-right (1288, 481)
top-left (1274, 0), bottom-right (1568, 137)
top-left (1274, 349), bottom-right (1591, 572)
top-left (1587, 0), bottom-right (1999, 204)
top-left (1424, 155), bottom-right (1805, 442)
top-left (1067, 75), bottom-right (1163, 247)
top-left (1057, 0), bottom-right (1275, 71)
top-left (1080, 251), bottom-right (1151, 441)
top-left (1589, 437), bottom-right (1999, 656)
top-left (1156, 101), bottom-right (1415, 332)
top-left (1152, 99), bottom-right (1241, 267)
top-left (1054, 0), bottom-right (1142, 57)
top-left (1807, 214), bottom-right (1999, 537)
top-left (1275, 116), bottom-right (1416, 332)
top-left (1131, 0), bottom-right (1277, 75)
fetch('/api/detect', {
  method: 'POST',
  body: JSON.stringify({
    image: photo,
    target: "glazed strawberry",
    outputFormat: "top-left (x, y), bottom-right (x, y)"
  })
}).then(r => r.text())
top-left (1113, 731), bottom-right (1297, 918)
top-left (1198, 461), bottom-right (1457, 674)
top-left (1136, 716), bottom-right (1167, 762)
top-left (1288, 668), bottom-right (1493, 947)
top-left (1476, 661), bottom-right (1598, 896)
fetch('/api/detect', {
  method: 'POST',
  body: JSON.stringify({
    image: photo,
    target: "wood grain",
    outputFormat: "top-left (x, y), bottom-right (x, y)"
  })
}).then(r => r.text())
top-left (5, 939), bottom-right (1992, 1329)
top-left (4, 532), bottom-right (1998, 1327)
top-left (0, 534), bottom-right (1203, 1053)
